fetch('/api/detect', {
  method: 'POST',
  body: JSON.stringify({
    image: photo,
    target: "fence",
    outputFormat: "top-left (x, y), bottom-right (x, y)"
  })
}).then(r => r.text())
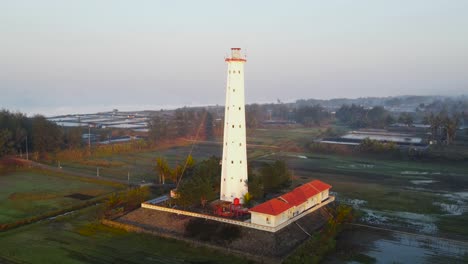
top-left (141, 196), bottom-right (335, 233)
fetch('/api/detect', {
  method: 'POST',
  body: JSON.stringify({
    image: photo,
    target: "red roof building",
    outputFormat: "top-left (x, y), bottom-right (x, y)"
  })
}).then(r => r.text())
top-left (249, 179), bottom-right (332, 227)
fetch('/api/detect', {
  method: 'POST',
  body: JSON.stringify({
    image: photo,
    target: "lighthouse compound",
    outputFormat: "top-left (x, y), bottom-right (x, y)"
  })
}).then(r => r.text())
top-left (141, 48), bottom-right (334, 232)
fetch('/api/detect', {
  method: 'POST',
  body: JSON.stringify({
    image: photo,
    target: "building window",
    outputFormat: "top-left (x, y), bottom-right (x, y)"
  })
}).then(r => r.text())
top-left (232, 125), bottom-right (234, 128)
top-left (238, 70), bottom-right (240, 74)
top-left (227, 106), bottom-right (229, 110)
top-left (240, 179), bottom-right (242, 182)
top-left (239, 125), bottom-right (241, 128)
top-left (239, 143), bottom-right (242, 146)
top-left (266, 217), bottom-right (270, 224)
top-left (231, 160), bottom-right (234, 164)
top-left (229, 70), bottom-right (231, 74)
top-left (239, 107), bottom-right (241, 110)
top-left (233, 89), bottom-right (235, 92)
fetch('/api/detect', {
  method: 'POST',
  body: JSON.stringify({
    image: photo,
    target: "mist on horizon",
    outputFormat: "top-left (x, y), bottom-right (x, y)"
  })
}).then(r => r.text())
top-left (1, 1), bottom-right (467, 116)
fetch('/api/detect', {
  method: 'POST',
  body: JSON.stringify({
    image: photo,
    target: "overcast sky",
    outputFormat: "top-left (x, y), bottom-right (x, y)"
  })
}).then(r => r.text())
top-left (1, 1), bottom-right (467, 116)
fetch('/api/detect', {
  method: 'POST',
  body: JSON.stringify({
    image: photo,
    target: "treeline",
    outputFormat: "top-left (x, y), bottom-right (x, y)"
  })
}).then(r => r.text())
top-left (424, 112), bottom-right (461, 144)
top-left (245, 103), bottom-right (332, 128)
top-left (335, 105), bottom-right (394, 128)
top-left (0, 110), bottom-right (84, 158)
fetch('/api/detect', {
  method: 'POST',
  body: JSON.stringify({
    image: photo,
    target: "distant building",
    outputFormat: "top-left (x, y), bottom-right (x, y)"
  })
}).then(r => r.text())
top-left (249, 180), bottom-right (331, 228)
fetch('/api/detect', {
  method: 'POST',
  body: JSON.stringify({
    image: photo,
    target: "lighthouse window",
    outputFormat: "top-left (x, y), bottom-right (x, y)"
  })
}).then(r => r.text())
top-left (240, 160), bottom-right (242, 164)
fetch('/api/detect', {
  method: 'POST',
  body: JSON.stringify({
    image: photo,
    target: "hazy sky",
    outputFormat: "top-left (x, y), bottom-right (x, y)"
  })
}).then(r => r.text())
top-left (1, 1), bottom-right (467, 116)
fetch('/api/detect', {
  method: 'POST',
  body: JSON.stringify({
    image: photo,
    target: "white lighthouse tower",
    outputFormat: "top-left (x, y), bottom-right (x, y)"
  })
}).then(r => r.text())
top-left (220, 48), bottom-right (248, 203)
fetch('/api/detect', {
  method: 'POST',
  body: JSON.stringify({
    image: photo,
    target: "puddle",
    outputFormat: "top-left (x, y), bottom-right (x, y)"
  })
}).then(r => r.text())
top-left (360, 209), bottom-right (438, 234)
top-left (336, 164), bottom-right (375, 169)
top-left (434, 192), bottom-right (468, 216)
top-left (327, 226), bottom-right (468, 264)
top-left (401, 171), bottom-right (430, 175)
top-left (410, 180), bottom-right (438, 185)
top-left (433, 202), bottom-right (468, 216)
top-left (366, 232), bottom-right (468, 264)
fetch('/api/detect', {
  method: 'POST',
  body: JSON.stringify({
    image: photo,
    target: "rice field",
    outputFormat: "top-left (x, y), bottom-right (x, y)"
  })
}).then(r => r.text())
top-left (0, 169), bottom-right (124, 224)
top-left (0, 206), bottom-right (246, 264)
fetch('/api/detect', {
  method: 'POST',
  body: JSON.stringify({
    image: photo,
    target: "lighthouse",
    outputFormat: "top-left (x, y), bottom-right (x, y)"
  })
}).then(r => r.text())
top-left (220, 48), bottom-right (248, 203)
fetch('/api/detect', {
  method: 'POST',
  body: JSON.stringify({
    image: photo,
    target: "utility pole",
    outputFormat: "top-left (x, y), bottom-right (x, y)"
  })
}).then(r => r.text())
top-left (25, 136), bottom-right (29, 160)
top-left (88, 125), bottom-right (91, 154)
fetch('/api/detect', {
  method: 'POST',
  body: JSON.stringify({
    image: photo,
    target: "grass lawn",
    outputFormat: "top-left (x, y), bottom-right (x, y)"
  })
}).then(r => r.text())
top-left (0, 206), bottom-right (247, 264)
top-left (0, 169), bottom-right (124, 224)
top-left (55, 142), bottom-right (271, 184)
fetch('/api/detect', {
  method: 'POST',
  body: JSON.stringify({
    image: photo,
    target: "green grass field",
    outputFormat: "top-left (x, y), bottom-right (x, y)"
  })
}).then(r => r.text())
top-left (36, 127), bottom-right (468, 239)
top-left (0, 206), bottom-right (247, 264)
top-left (54, 142), bottom-right (273, 184)
top-left (0, 169), bottom-right (123, 224)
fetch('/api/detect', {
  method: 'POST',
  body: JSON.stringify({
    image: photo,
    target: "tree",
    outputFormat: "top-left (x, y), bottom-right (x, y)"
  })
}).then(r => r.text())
top-left (148, 114), bottom-right (168, 142)
top-left (260, 160), bottom-right (291, 192)
top-left (398, 112), bottom-right (414, 127)
top-left (205, 112), bottom-right (214, 140)
top-left (175, 108), bottom-right (189, 137)
top-left (173, 156), bottom-right (219, 208)
top-left (443, 115), bottom-right (460, 145)
top-left (424, 112), bottom-right (461, 144)
top-left (367, 106), bottom-right (392, 128)
top-left (0, 129), bottom-right (13, 157)
top-left (64, 127), bottom-right (82, 149)
top-left (31, 115), bottom-right (63, 155)
top-left (155, 157), bottom-right (171, 184)
top-left (295, 105), bottom-right (330, 126)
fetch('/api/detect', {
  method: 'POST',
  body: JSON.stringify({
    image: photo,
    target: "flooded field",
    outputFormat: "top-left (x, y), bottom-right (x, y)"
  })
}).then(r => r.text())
top-left (325, 226), bottom-right (468, 264)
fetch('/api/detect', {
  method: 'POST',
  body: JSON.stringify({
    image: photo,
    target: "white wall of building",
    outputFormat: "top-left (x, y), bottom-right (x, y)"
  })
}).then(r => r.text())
top-left (250, 191), bottom-right (331, 227)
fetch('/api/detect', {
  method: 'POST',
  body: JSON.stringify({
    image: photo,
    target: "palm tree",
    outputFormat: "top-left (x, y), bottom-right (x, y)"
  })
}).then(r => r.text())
top-left (155, 157), bottom-right (170, 184)
top-left (443, 115), bottom-right (460, 145)
top-left (425, 113), bottom-right (442, 142)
